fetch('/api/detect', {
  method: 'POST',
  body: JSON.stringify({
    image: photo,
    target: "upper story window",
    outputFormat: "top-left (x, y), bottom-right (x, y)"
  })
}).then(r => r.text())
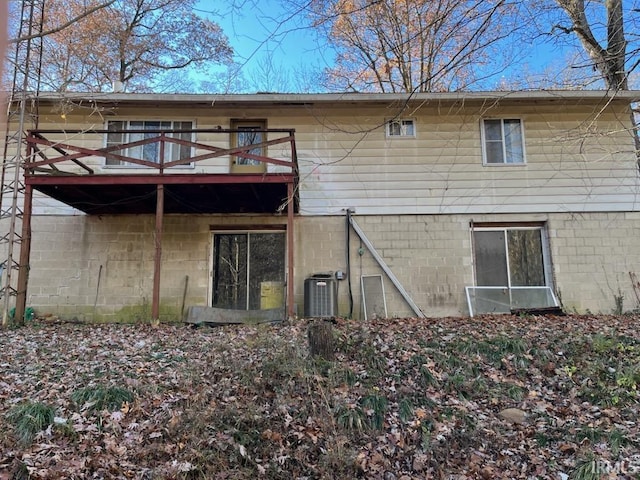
top-left (386, 118), bottom-right (415, 137)
top-left (105, 120), bottom-right (193, 167)
top-left (481, 118), bottom-right (525, 165)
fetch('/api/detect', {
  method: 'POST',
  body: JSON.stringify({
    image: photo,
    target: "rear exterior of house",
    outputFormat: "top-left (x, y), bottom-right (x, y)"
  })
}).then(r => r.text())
top-left (2, 91), bottom-right (639, 321)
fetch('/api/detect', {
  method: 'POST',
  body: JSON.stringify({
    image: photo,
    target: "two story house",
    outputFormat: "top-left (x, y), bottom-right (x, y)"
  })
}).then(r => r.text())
top-left (2, 90), bottom-right (639, 321)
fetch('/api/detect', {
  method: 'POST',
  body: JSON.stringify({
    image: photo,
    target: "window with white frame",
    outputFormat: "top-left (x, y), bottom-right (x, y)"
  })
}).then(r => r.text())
top-left (481, 118), bottom-right (525, 164)
top-left (105, 120), bottom-right (193, 166)
top-left (386, 118), bottom-right (415, 137)
top-left (466, 225), bottom-right (558, 315)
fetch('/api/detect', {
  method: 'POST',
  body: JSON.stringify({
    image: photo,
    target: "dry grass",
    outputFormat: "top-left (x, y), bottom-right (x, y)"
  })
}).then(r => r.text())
top-left (1, 314), bottom-right (639, 479)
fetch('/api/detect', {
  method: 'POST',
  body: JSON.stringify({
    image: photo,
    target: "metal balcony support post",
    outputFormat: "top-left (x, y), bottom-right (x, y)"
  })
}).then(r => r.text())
top-left (15, 183), bottom-right (33, 325)
top-left (152, 184), bottom-right (164, 321)
top-left (287, 182), bottom-right (295, 320)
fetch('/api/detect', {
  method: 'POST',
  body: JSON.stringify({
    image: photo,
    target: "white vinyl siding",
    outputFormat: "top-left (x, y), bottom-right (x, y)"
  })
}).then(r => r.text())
top-left (296, 105), bottom-right (638, 215)
top-left (28, 99), bottom-right (640, 216)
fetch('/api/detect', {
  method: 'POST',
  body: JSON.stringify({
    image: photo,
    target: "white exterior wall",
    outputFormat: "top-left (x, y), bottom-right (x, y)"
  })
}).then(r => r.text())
top-left (295, 103), bottom-right (640, 215)
top-left (26, 98), bottom-right (640, 216)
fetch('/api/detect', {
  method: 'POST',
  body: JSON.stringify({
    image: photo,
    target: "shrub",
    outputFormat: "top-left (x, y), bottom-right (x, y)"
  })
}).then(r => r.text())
top-left (6, 401), bottom-right (55, 444)
top-left (71, 385), bottom-right (134, 412)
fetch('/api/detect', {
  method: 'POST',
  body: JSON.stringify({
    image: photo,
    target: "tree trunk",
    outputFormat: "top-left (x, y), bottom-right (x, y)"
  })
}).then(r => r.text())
top-left (556, 0), bottom-right (627, 90)
top-left (308, 320), bottom-right (334, 361)
top-left (606, 0), bottom-right (627, 90)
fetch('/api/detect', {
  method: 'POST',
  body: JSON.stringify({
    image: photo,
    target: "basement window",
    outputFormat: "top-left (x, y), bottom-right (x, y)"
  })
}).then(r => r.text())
top-left (466, 225), bottom-right (558, 315)
top-left (386, 118), bottom-right (415, 137)
top-left (105, 120), bottom-right (194, 167)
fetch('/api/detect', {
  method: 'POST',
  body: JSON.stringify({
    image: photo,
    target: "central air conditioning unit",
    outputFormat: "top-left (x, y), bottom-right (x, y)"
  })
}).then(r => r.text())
top-left (304, 273), bottom-right (337, 318)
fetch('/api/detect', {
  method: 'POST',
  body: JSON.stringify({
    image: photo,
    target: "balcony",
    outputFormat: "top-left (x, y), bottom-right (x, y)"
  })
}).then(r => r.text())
top-left (24, 127), bottom-right (299, 215)
top-left (15, 126), bottom-right (299, 321)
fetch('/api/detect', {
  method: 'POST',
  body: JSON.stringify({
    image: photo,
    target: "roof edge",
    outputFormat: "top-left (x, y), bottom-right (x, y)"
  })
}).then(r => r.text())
top-left (20, 89), bottom-right (640, 105)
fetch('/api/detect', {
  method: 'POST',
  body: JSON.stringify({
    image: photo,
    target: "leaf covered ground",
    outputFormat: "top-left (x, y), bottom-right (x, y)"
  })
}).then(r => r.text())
top-left (1, 315), bottom-right (639, 479)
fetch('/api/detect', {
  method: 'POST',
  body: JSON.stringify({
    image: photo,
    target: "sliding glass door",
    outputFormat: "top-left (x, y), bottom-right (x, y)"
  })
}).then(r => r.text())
top-left (211, 232), bottom-right (285, 310)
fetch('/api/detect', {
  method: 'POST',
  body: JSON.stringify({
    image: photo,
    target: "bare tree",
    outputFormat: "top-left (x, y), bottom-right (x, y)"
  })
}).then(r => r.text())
top-left (199, 63), bottom-right (250, 94)
top-left (291, 62), bottom-right (327, 93)
top-left (539, 0), bottom-right (640, 166)
top-left (248, 52), bottom-right (293, 92)
top-left (549, 0), bottom-right (631, 90)
top-left (39, 0), bottom-right (233, 92)
top-left (303, 0), bottom-right (517, 93)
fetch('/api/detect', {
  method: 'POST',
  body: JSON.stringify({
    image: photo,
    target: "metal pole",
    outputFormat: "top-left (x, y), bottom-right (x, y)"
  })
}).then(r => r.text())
top-left (287, 131), bottom-right (298, 320)
top-left (348, 215), bottom-right (425, 318)
top-left (152, 184), bottom-right (164, 321)
top-left (1, 0), bottom-right (44, 326)
top-left (287, 182), bottom-right (295, 319)
top-left (1, 98), bottom-right (27, 327)
top-left (16, 183), bottom-right (33, 324)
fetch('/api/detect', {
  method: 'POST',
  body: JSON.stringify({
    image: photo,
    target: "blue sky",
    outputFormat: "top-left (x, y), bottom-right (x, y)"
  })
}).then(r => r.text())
top-left (192, 1), bottom-right (606, 93)
top-left (195, 0), bottom-right (328, 90)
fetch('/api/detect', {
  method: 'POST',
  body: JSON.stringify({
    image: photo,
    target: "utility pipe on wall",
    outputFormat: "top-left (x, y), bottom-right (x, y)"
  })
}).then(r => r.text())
top-left (347, 213), bottom-right (425, 319)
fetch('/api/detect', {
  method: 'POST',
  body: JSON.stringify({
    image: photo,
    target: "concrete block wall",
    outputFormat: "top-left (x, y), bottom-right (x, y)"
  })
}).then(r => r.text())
top-left (294, 215), bottom-right (473, 318)
top-left (17, 210), bottom-right (640, 321)
top-left (28, 215), bottom-right (155, 320)
top-left (547, 211), bottom-right (640, 314)
top-left (296, 212), bottom-right (640, 318)
top-left (25, 214), bottom-right (288, 321)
